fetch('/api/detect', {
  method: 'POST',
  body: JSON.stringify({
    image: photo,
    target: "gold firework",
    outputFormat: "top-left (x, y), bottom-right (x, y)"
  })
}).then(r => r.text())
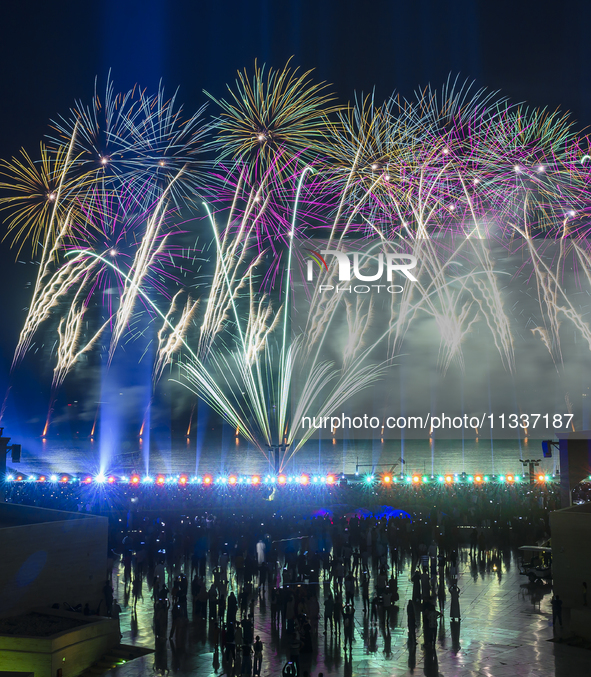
top-left (0, 142), bottom-right (94, 257)
top-left (207, 59), bottom-right (340, 175)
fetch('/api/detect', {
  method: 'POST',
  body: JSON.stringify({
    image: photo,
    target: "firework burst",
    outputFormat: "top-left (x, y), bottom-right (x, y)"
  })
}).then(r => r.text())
top-left (207, 59), bottom-right (339, 177)
top-left (4, 70), bottom-right (591, 457)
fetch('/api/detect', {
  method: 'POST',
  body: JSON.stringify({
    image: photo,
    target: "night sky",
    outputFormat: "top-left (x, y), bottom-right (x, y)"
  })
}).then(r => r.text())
top-left (1, 0), bottom-right (590, 445)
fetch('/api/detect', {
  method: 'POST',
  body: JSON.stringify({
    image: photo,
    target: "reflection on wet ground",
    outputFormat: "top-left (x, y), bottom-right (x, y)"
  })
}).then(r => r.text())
top-left (104, 547), bottom-right (589, 677)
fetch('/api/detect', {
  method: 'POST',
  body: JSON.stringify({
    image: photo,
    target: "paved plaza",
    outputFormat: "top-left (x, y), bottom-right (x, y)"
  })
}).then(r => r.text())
top-left (97, 547), bottom-right (591, 677)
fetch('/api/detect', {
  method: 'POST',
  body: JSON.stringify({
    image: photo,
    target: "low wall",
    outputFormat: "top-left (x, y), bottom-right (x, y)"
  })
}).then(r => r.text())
top-left (0, 504), bottom-right (108, 618)
top-left (0, 610), bottom-right (119, 677)
top-left (570, 608), bottom-right (591, 642)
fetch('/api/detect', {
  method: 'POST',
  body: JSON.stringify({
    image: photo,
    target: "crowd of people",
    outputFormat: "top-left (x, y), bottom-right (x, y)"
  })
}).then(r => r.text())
top-left (86, 480), bottom-right (558, 676)
top-left (3, 472), bottom-right (564, 674)
top-left (3, 474), bottom-right (560, 528)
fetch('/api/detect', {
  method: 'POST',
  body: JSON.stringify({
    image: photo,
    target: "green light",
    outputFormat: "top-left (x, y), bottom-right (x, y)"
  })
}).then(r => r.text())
top-left (422, 476), bottom-right (429, 483)
top-left (405, 476), bottom-right (412, 483)
top-left (498, 475), bottom-right (505, 482)
top-left (468, 476), bottom-right (474, 482)
top-left (365, 475), bottom-right (374, 484)
top-left (484, 476), bottom-right (490, 482)
top-left (437, 476), bottom-right (444, 483)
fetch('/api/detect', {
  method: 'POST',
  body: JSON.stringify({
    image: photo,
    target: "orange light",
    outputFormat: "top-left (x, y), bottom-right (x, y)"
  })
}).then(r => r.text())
top-left (445, 475), bottom-right (453, 484)
top-left (179, 476), bottom-right (187, 485)
top-left (108, 476), bottom-right (116, 484)
top-left (203, 475), bottom-right (212, 485)
top-left (61, 476), bottom-right (69, 483)
top-left (39, 476), bottom-right (45, 482)
top-left (251, 475), bottom-right (260, 485)
top-left (278, 475), bottom-right (287, 485)
top-left (538, 474), bottom-right (545, 482)
top-left (475, 475), bottom-right (482, 483)
top-left (131, 475), bottom-right (140, 484)
top-left (507, 474), bottom-right (514, 483)
top-left (326, 474), bottom-right (335, 485)
top-left (84, 476), bottom-right (92, 484)
top-left (383, 475), bottom-right (392, 484)
top-left (16, 476), bottom-right (23, 481)
top-left (412, 475), bottom-right (420, 484)
top-left (300, 474), bottom-right (309, 485)
top-left (228, 475), bottom-right (237, 485)
top-left (156, 475), bottom-right (165, 485)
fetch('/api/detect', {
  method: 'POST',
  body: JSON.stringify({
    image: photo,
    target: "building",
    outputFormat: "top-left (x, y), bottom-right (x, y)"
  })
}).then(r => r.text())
top-left (550, 502), bottom-right (591, 640)
top-left (0, 503), bottom-right (119, 676)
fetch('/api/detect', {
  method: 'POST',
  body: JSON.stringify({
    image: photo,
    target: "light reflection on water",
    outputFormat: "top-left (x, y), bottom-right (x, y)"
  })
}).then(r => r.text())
top-left (13, 436), bottom-right (556, 476)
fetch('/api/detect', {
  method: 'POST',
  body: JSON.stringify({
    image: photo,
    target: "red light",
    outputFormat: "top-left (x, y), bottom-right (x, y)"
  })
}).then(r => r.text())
top-left (300, 474), bottom-right (309, 485)
top-left (228, 475), bottom-right (237, 485)
top-left (251, 475), bottom-right (260, 485)
top-left (278, 475), bottom-right (287, 485)
top-left (203, 475), bottom-right (212, 485)
top-left (131, 475), bottom-right (140, 484)
top-left (179, 476), bottom-right (187, 485)
top-left (108, 476), bottom-right (116, 484)
top-left (156, 475), bottom-right (165, 485)
top-left (326, 474), bottom-right (335, 485)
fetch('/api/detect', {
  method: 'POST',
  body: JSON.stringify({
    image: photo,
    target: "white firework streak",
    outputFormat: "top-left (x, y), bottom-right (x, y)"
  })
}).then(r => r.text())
top-left (108, 167), bottom-right (185, 363)
top-left (342, 295), bottom-right (374, 370)
top-left (243, 275), bottom-right (282, 365)
top-left (153, 290), bottom-right (199, 384)
top-left (13, 247), bottom-right (89, 366)
top-left (13, 124), bottom-right (81, 367)
top-left (66, 248), bottom-right (263, 448)
top-left (174, 169), bottom-right (398, 467)
top-left (517, 229), bottom-right (591, 359)
top-left (52, 283), bottom-right (108, 391)
top-left (198, 172), bottom-right (270, 358)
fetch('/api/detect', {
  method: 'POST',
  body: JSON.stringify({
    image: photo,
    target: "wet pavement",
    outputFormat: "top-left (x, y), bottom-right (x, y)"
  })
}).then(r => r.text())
top-left (104, 548), bottom-right (590, 677)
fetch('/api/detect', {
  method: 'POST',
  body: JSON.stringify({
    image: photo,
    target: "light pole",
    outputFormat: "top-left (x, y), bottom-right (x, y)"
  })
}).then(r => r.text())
top-left (268, 444), bottom-right (289, 474)
top-left (520, 458), bottom-right (541, 484)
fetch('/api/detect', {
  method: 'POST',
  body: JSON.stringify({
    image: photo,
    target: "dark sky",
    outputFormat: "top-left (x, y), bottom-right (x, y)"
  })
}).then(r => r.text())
top-left (1, 0), bottom-right (591, 161)
top-left (1, 0), bottom-right (590, 441)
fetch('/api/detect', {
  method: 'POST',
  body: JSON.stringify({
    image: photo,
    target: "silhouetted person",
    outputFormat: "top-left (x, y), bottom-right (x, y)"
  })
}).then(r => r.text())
top-left (551, 595), bottom-right (563, 627)
top-left (407, 599), bottom-right (417, 645)
top-left (253, 635), bottom-right (263, 675)
top-left (103, 579), bottom-right (113, 616)
top-left (449, 583), bottom-right (461, 621)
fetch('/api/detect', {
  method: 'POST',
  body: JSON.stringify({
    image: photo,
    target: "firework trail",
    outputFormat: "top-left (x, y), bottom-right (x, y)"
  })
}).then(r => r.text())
top-left (0, 386), bottom-right (11, 426)
top-left (154, 290), bottom-right (199, 384)
top-left (108, 167), bottom-right (185, 363)
top-left (4, 67), bottom-right (591, 453)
